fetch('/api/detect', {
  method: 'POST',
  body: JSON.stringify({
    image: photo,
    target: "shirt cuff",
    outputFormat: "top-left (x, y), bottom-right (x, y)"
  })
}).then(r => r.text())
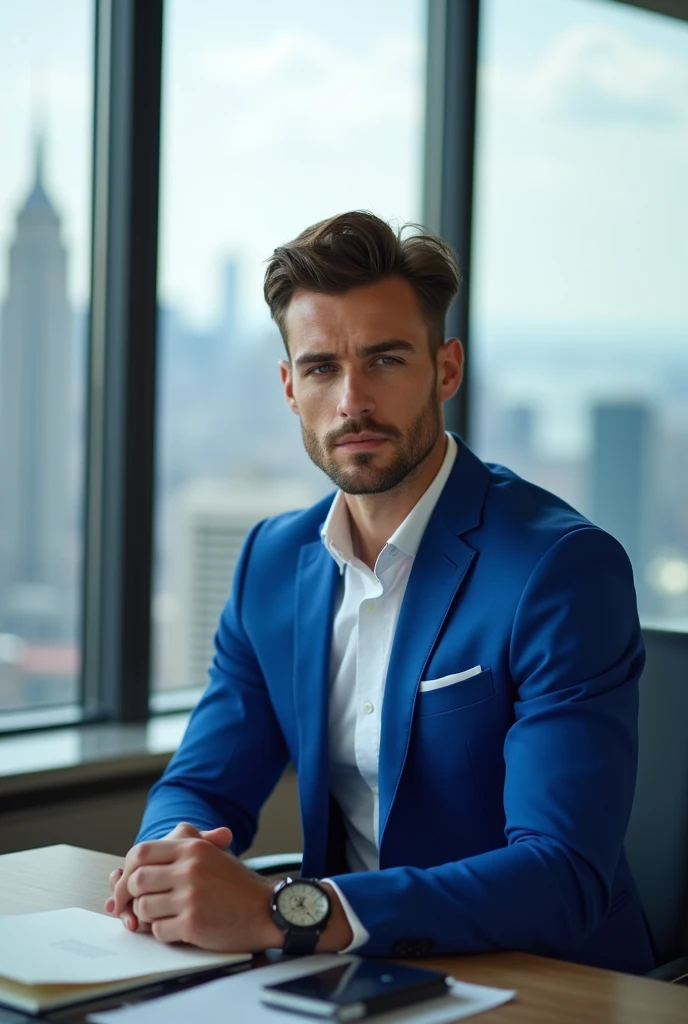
top-left (322, 878), bottom-right (371, 952)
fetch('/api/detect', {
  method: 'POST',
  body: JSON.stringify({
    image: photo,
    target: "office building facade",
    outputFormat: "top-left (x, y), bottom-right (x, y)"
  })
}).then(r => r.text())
top-left (167, 478), bottom-right (318, 690)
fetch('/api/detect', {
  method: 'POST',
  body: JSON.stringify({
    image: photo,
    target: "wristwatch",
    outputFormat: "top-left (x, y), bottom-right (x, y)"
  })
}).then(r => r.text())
top-left (270, 877), bottom-right (331, 955)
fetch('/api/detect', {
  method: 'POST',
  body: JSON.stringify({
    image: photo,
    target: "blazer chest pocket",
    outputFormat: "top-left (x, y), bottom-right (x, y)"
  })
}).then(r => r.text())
top-left (416, 667), bottom-right (494, 717)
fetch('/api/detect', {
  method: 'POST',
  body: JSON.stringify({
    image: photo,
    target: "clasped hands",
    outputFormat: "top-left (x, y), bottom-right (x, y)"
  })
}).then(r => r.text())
top-left (104, 822), bottom-right (284, 952)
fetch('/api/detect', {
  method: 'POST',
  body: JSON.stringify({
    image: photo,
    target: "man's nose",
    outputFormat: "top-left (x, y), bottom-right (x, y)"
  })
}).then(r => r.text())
top-left (337, 371), bottom-right (375, 420)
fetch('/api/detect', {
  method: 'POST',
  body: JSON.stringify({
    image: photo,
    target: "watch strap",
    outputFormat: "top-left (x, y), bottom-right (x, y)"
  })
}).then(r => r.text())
top-left (282, 927), bottom-right (320, 956)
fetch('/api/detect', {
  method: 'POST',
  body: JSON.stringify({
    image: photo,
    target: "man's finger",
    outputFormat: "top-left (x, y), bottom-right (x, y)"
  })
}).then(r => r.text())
top-left (111, 873), bottom-right (136, 919)
top-left (128, 865), bottom-right (174, 899)
top-left (151, 915), bottom-right (182, 945)
top-left (132, 892), bottom-right (177, 923)
top-left (111, 860), bottom-right (137, 918)
top-left (105, 868), bottom-right (124, 914)
top-left (121, 908), bottom-right (139, 931)
top-left (200, 826), bottom-right (233, 848)
top-left (131, 840), bottom-right (193, 864)
top-left (167, 822), bottom-right (202, 839)
top-left (111, 840), bottom-right (186, 916)
top-left (169, 822), bottom-right (233, 847)
top-left (109, 868), bottom-right (123, 891)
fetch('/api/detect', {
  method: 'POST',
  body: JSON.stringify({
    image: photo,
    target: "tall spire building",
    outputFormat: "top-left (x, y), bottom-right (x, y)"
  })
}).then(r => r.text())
top-left (0, 136), bottom-right (73, 640)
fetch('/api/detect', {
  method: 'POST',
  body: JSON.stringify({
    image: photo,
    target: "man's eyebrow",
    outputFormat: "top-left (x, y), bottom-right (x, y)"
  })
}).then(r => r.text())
top-left (294, 338), bottom-right (416, 368)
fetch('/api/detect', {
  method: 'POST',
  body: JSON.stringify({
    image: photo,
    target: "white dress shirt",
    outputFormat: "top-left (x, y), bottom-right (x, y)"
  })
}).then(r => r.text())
top-left (321, 432), bottom-right (458, 949)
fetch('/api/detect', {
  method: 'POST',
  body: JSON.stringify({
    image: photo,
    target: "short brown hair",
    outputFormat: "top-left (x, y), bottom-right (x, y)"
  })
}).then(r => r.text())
top-left (263, 210), bottom-right (461, 354)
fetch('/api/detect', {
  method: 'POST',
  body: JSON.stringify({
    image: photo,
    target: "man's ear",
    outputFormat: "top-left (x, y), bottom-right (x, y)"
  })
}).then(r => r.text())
top-left (437, 339), bottom-right (463, 402)
top-left (279, 359), bottom-right (300, 414)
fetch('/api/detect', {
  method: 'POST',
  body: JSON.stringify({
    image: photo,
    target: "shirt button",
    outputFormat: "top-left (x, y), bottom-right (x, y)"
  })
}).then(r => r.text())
top-left (363, 702), bottom-right (374, 714)
top-left (368, 602), bottom-right (375, 612)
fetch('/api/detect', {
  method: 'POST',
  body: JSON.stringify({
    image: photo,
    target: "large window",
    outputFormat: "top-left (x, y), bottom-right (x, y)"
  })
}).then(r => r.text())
top-left (152, 0), bottom-right (427, 697)
top-left (471, 0), bottom-right (688, 629)
top-left (0, 1), bottom-right (93, 714)
top-left (3, 0), bottom-right (679, 729)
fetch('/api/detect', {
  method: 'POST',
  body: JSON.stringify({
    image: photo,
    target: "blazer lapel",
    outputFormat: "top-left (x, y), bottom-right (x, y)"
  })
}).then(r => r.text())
top-left (293, 539), bottom-right (340, 876)
top-left (378, 438), bottom-right (491, 844)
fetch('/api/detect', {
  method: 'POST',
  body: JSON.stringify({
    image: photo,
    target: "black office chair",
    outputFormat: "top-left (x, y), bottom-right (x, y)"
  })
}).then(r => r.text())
top-left (625, 628), bottom-right (688, 983)
top-left (243, 852), bottom-right (303, 881)
top-left (245, 629), bottom-right (688, 983)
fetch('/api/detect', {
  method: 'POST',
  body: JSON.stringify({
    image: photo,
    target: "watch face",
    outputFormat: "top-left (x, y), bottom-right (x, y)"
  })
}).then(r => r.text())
top-left (276, 881), bottom-right (329, 928)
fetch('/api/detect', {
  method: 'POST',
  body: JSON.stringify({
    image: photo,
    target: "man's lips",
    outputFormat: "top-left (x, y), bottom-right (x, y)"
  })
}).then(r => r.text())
top-left (334, 433), bottom-right (389, 449)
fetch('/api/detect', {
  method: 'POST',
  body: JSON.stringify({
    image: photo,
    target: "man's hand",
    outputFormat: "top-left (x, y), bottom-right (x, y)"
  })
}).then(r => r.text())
top-left (105, 822), bottom-right (232, 933)
top-left (106, 828), bottom-right (284, 952)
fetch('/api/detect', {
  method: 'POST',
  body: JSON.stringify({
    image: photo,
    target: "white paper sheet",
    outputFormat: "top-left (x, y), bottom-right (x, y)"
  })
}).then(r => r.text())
top-left (87, 954), bottom-right (516, 1024)
top-left (0, 908), bottom-right (249, 985)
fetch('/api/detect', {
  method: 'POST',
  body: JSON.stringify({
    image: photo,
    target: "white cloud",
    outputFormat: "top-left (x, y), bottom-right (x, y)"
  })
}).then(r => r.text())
top-left (201, 31), bottom-right (423, 152)
top-left (471, 19), bottom-right (688, 328)
top-left (482, 24), bottom-right (688, 128)
top-left (205, 32), bottom-right (326, 82)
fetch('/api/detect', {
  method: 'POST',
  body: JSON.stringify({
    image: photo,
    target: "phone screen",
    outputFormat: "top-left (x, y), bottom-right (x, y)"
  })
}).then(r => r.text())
top-left (263, 958), bottom-right (449, 1009)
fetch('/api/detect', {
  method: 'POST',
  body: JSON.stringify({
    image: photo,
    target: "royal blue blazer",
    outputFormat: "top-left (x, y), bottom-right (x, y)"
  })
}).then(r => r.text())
top-left (138, 436), bottom-right (655, 974)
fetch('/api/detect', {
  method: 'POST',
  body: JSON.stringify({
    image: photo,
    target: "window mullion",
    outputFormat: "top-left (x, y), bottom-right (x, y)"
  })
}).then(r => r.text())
top-left (81, 0), bottom-right (163, 723)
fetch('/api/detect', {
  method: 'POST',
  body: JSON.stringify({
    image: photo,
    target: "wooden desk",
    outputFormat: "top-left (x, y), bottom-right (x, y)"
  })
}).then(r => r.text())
top-left (1, 845), bottom-right (686, 1023)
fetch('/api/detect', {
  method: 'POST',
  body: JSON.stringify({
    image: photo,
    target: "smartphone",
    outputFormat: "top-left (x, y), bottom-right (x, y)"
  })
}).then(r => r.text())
top-left (260, 958), bottom-right (451, 1021)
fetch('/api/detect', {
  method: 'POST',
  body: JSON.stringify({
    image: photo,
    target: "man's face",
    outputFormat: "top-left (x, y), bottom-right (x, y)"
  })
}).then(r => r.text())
top-left (279, 275), bottom-right (463, 495)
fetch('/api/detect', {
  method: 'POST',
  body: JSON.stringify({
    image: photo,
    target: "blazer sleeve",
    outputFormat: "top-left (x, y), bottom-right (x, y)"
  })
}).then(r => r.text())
top-left (330, 526), bottom-right (645, 958)
top-left (136, 521), bottom-right (289, 853)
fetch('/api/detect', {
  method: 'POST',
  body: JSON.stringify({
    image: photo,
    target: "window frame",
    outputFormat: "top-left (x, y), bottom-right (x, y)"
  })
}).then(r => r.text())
top-left (612, 0), bottom-right (688, 21)
top-left (80, 0), bottom-right (163, 724)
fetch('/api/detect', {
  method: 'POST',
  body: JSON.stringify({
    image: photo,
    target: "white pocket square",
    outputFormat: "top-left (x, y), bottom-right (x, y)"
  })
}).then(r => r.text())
top-left (419, 665), bottom-right (483, 693)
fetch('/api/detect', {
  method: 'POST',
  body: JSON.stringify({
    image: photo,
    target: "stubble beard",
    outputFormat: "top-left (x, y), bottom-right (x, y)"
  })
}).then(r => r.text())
top-left (300, 377), bottom-right (442, 496)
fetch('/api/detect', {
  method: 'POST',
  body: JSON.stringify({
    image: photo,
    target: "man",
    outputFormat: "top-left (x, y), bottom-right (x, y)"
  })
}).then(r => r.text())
top-left (107, 211), bottom-right (654, 974)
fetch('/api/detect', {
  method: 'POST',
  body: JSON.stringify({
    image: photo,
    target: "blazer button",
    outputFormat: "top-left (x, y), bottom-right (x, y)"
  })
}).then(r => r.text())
top-left (390, 939), bottom-right (434, 957)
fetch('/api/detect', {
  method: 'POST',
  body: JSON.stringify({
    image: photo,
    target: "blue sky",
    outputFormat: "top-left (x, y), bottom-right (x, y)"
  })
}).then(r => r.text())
top-left (0, 0), bottom-right (686, 334)
top-left (472, 0), bottom-right (688, 331)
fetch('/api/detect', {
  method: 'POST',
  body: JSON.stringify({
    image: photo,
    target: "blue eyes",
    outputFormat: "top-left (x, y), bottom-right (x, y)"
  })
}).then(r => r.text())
top-left (308, 356), bottom-right (401, 376)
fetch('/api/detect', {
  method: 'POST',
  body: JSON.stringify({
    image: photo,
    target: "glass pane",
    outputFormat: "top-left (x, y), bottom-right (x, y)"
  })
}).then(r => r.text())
top-left (153, 0), bottom-right (426, 697)
top-left (0, 2), bottom-right (93, 714)
top-left (471, 0), bottom-right (688, 629)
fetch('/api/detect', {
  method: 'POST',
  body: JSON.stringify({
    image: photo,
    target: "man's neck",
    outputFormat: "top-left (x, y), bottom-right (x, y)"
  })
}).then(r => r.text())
top-left (344, 433), bottom-right (448, 571)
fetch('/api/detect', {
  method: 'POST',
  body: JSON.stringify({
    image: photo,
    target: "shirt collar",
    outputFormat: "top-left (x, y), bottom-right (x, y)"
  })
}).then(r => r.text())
top-left (320, 432), bottom-right (458, 573)
top-left (320, 488), bottom-right (354, 574)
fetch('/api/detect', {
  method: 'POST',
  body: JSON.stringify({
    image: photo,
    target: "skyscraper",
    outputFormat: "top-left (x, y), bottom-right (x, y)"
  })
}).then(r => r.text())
top-left (0, 136), bottom-right (73, 640)
top-left (167, 477), bottom-right (318, 690)
top-left (588, 400), bottom-right (655, 610)
top-left (218, 256), bottom-right (240, 344)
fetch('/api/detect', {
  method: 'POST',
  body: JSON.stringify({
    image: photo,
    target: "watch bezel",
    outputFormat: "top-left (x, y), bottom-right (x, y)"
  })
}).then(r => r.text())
top-left (270, 877), bottom-right (332, 935)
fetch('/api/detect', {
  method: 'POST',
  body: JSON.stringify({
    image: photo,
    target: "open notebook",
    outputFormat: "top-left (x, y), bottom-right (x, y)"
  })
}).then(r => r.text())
top-left (0, 907), bottom-right (251, 1014)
